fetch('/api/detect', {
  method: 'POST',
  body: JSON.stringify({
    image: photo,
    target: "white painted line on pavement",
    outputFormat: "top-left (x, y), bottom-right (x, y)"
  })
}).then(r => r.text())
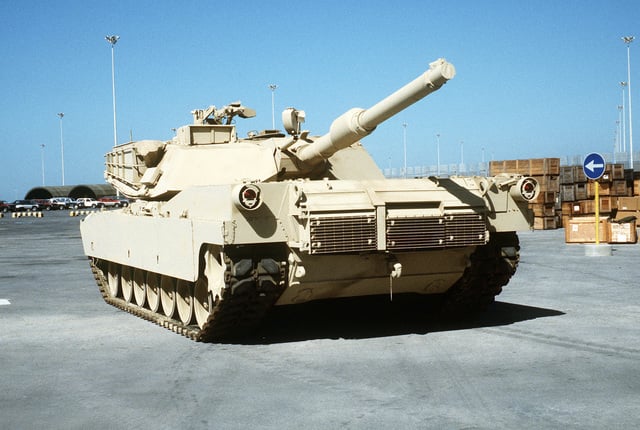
top-left (0, 299), bottom-right (11, 306)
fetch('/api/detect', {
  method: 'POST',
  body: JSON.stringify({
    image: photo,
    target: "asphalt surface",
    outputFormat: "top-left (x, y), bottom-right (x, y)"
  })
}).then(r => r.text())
top-left (1, 210), bottom-right (639, 429)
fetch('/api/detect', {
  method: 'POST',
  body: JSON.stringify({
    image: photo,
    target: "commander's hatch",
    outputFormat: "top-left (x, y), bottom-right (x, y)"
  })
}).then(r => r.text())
top-left (176, 101), bottom-right (257, 145)
top-left (175, 125), bottom-right (236, 145)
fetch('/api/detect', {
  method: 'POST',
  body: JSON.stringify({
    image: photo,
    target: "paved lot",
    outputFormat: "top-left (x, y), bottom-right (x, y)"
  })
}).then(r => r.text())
top-left (1, 211), bottom-right (639, 429)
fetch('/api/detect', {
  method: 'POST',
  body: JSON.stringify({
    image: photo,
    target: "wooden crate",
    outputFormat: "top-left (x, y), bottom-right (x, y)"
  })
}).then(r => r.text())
top-left (607, 163), bottom-right (625, 180)
top-left (609, 220), bottom-right (638, 243)
top-left (569, 198), bottom-right (615, 215)
top-left (572, 165), bottom-right (587, 183)
top-left (530, 203), bottom-right (556, 217)
top-left (531, 191), bottom-right (557, 204)
top-left (611, 180), bottom-right (628, 196)
top-left (561, 184), bottom-right (575, 201)
top-left (590, 181), bottom-right (610, 196)
top-left (599, 196), bottom-right (616, 213)
top-left (560, 166), bottom-right (575, 184)
top-left (534, 216), bottom-right (557, 230)
top-left (505, 160), bottom-right (519, 173)
top-left (533, 175), bottom-right (560, 192)
top-left (617, 196), bottom-right (640, 211)
top-left (565, 216), bottom-right (610, 243)
top-left (531, 158), bottom-right (560, 176)
top-left (574, 183), bottom-right (588, 200)
top-left (489, 158), bottom-right (560, 176)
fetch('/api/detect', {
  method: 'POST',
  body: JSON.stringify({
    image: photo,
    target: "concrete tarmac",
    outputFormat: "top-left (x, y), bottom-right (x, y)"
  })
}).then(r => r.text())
top-left (1, 211), bottom-right (639, 429)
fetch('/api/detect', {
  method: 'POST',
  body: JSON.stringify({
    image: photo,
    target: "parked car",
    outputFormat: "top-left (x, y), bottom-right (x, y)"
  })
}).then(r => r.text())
top-left (0, 200), bottom-right (11, 213)
top-left (33, 199), bottom-right (53, 210)
top-left (9, 199), bottom-right (41, 211)
top-left (98, 196), bottom-right (130, 208)
top-left (75, 198), bottom-right (100, 208)
top-left (49, 197), bottom-right (77, 210)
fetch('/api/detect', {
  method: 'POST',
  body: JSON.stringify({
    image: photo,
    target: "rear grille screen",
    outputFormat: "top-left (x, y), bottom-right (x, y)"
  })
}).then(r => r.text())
top-left (306, 212), bottom-right (486, 254)
top-left (387, 213), bottom-right (486, 250)
top-left (309, 214), bottom-right (377, 254)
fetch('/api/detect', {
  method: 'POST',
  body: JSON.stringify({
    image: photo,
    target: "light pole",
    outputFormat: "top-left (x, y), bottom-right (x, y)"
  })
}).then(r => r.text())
top-left (460, 140), bottom-right (464, 172)
top-left (623, 36), bottom-right (634, 168)
top-left (620, 82), bottom-right (627, 152)
top-left (40, 144), bottom-right (45, 185)
top-left (402, 123), bottom-right (407, 178)
top-left (436, 133), bottom-right (441, 176)
top-left (617, 105), bottom-right (623, 152)
top-left (615, 119), bottom-right (621, 155)
top-left (268, 84), bottom-right (278, 130)
top-left (106, 35), bottom-right (120, 147)
top-left (57, 112), bottom-right (65, 185)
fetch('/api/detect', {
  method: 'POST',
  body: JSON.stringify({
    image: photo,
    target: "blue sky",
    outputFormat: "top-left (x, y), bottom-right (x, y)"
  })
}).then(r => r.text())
top-left (1, 0), bottom-right (638, 199)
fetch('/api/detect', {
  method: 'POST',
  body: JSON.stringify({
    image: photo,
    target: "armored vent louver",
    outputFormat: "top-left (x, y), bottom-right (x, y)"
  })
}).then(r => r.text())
top-left (309, 213), bottom-right (377, 254)
top-left (387, 213), bottom-right (486, 250)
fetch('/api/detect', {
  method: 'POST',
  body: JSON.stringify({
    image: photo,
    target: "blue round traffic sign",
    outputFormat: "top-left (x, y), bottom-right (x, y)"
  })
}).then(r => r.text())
top-left (583, 152), bottom-right (606, 180)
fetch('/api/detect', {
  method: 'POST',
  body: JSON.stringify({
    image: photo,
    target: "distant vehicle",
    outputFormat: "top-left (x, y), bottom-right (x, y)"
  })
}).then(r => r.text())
top-left (49, 197), bottom-right (77, 210)
top-left (0, 200), bottom-right (10, 213)
top-left (33, 199), bottom-right (53, 210)
top-left (10, 200), bottom-right (41, 211)
top-left (76, 198), bottom-right (100, 208)
top-left (98, 196), bottom-right (129, 208)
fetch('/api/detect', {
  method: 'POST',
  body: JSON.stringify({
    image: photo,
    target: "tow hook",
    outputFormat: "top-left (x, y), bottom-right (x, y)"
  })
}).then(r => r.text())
top-left (387, 256), bottom-right (402, 301)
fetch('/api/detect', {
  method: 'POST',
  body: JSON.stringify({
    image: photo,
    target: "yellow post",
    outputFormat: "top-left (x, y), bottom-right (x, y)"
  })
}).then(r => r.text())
top-left (594, 180), bottom-right (600, 245)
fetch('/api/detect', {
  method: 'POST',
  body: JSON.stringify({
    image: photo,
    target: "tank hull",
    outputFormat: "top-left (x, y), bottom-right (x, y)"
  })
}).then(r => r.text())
top-left (79, 58), bottom-right (537, 341)
top-left (80, 176), bottom-right (530, 341)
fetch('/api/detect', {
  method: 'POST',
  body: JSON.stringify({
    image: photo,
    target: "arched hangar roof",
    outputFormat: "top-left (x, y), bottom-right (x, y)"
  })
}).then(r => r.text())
top-left (25, 184), bottom-right (117, 200)
top-left (24, 186), bottom-right (76, 199)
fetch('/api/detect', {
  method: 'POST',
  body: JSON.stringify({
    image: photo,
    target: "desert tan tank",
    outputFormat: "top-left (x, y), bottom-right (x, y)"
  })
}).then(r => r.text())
top-left (80, 58), bottom-right (539, 342)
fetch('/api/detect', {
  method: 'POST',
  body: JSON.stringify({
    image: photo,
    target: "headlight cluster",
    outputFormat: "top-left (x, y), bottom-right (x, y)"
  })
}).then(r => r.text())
top-left (511, 177), bottom-right (539, 202)
top-left (232, 184), bottom-right (262, 210)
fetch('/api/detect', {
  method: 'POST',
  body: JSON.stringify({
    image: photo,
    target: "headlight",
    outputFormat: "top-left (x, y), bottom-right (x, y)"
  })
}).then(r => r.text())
top-left (233, 184), bottom-right (262, 210)
top-left (510, 177), bottom-right (539, 202)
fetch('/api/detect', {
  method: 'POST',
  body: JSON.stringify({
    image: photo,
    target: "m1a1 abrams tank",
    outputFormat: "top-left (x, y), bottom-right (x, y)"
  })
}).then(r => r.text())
top-left (80, 58), bottom-right (539, 342)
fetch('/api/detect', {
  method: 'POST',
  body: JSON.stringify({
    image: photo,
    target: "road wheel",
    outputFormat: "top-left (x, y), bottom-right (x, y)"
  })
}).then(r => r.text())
top-left (146, 272), bottom-right (161, 313)
top-left (121, 266), bottom-right (134, 303)
top-left (107, 262), bottom-right (120, 298)
top-left (160, 276), bottom-right (176, 318)
top-left (132, 268), bottom-right (146, 307)
top-left (176, 280), bottom-right (194, 325)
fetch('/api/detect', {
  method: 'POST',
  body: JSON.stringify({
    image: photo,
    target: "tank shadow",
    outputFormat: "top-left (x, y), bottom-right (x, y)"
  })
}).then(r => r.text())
top-left (243, 296), bottom-right (565, 345)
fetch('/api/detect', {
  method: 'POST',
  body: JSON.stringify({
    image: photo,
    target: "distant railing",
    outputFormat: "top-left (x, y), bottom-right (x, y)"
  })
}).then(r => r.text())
top-left (384, 151), bottom-right (640, 178)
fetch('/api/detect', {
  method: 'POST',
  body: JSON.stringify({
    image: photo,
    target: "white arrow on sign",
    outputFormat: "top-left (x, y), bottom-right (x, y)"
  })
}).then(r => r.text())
top-left (585, 159), bottom-right (604, 172)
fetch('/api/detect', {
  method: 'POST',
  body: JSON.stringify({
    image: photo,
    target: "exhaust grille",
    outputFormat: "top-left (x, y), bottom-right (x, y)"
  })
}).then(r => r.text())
top-left (309, 213), bottom-right (376, 254)
top-left (387, 213), bottom-right (486, 250)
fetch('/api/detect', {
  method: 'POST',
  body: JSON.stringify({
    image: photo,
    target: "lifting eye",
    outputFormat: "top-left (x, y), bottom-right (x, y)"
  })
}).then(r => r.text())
top-left (233, 184), bottom-right (262, 210)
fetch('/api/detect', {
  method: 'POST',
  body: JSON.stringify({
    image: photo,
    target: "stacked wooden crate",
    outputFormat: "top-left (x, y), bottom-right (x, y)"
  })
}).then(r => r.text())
top-left (489, 158), bottom-right (560, 230)
top-left (559, 163), bottom-right (629, 224)
top-left (559, 163), bottom-right (639, 243)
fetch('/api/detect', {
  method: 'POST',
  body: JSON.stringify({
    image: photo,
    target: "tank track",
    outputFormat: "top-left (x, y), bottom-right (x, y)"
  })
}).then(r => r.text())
top-left (440, 231), bottom-right (520, 317)
top-left (88, 254), bottom-right (286, 342)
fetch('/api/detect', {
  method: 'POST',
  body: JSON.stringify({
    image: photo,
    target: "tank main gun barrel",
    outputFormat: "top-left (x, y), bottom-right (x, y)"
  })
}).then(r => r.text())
top-left (293, 58), bottom-right (456, 165)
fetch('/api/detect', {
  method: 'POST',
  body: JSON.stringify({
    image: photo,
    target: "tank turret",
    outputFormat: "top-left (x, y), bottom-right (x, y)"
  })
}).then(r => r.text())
top-left (104, 59), bottom-right (455, 200)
